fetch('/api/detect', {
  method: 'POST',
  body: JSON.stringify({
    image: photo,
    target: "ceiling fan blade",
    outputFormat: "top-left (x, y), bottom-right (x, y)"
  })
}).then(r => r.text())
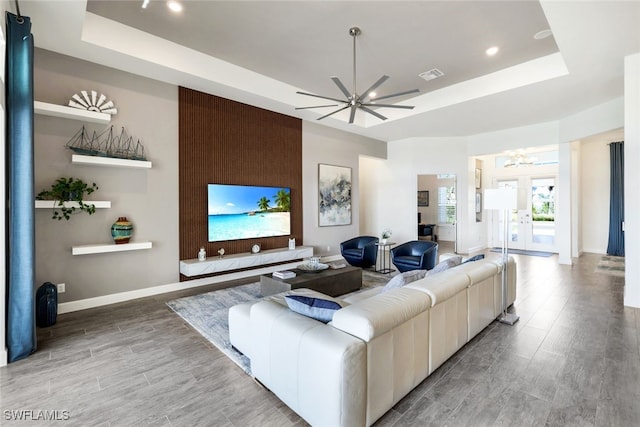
top-left (361, 75), bottom-right (389, 101)
top-left (373, 88), bottom-right (420, 101)
top-left (359, 106), bottom-right (388, 121)
top-left (361, 103), bottom-right (415, 110)
top-left (349, 105), bottom-right (358, 124)
top-left (331, 77), bottom-right (352, 99)
top-left (295, 104), bottom-right (340, 110)
top-left (317, 104), bottom-right (351, 121)
top-left (296, 91), bottom-right (347, 104)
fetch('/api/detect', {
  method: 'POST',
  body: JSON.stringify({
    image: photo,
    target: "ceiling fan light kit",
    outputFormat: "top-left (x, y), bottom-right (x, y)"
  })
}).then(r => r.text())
top-left (296, 27), bottom-right (419, 124)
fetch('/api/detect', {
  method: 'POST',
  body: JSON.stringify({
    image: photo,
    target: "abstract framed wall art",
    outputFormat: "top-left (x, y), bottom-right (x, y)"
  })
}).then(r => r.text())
top-left (318, 164), bottom-right (352, 226)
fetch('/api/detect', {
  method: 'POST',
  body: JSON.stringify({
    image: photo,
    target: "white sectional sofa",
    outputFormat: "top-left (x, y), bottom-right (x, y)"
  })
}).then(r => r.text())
top-left (228, 256), bottom-right (516, 427)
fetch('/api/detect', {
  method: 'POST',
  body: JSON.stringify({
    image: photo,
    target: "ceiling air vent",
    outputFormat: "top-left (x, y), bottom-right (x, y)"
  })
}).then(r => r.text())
top-left (419, 68), bottom-right (444, 81)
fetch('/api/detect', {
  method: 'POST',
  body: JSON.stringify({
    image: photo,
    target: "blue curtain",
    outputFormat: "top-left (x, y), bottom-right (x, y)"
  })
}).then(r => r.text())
top-left (607, 141), bottom-right (625, 256)
top-left (6, 12), bottom-right (37, 362)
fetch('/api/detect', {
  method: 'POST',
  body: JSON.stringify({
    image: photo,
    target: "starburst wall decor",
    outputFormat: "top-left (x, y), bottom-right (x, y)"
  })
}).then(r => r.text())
top-left (68, 90), bottom-right (118, 115)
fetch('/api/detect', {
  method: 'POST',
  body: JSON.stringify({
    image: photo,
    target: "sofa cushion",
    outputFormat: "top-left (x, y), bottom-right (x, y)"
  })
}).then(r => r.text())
top-left (343, 248), bottom-right (363, 257)
top-left (394, 255), bottom-right (421, 266)
top-left (430, 256), bottom-right (463, 274)
top-left (285, 294), bottom-right (347, 323)
top-left (381, 269), bottom-right (427, 293)
top-left (405, 268), bottom-right (471, 306)
top-left (331, 287), bottom-right (431, 341)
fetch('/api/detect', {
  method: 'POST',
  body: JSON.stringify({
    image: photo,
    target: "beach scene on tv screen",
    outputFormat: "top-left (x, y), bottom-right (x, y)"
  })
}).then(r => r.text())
top-left (208, 184), bottom-right (291, 242)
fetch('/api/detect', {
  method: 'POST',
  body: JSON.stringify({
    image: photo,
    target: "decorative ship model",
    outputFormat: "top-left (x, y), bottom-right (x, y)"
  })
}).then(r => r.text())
top-left (65, 125), bottom-right (147, 161)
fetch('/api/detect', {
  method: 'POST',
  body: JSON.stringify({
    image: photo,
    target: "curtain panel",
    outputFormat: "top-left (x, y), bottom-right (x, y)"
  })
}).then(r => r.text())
top-left (6, 11), bottom-right (37, 362)
top-left (606, 141), bottom-right (624, 257)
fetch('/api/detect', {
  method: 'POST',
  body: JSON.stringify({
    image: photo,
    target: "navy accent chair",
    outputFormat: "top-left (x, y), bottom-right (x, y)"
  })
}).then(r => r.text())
top-left (340, 236), bottom-right (379, 268)
top-left (390, 240), bottom-right (439, 272)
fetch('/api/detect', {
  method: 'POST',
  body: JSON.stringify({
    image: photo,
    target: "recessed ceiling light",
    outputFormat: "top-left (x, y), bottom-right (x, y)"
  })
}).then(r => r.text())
top-left (167, 0), bottom-right (183, 13)
top-left (369, 91), bottom-right (377, 99)
top-left (486, 46), bottom-right (499, 56)
top-left (141, 0), bottom-right (150, 9)
top-left (534, 29), bottom-right (553, 40)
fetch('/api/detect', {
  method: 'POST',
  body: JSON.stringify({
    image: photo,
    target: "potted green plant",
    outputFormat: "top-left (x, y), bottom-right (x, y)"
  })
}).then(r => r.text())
top-left (36, 177), bottom-right (99, 220)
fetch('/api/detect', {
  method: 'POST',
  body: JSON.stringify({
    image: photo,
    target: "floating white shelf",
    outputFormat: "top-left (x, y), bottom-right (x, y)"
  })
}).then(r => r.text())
top-left (35, 200), bottom-right (111, 209)
top-left (72, 154), bottom-right (152, 169)
top-left (34, 101), bottom-right (111, 124)
top-left (72, 241), bottom-right (153, 256)
top-left (180, 246), bottom-right (314, 277)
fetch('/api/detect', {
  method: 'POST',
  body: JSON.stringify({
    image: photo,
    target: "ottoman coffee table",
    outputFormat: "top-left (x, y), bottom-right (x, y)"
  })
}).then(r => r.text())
top-left (260, 265), bottom-right (362, 297)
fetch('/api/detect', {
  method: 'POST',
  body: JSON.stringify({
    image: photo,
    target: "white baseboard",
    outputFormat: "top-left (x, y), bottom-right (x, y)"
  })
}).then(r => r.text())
top-left (466, 244), bottom-right (486, 254)
top-left (57, 260), bottom-right (307, 314)
top-left (581, 248), bottom-right (607, 255)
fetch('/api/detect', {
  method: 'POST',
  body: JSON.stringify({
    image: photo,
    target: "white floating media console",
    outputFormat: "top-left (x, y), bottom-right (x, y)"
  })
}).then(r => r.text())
top-left (180, 246), bottom-right (313, 277)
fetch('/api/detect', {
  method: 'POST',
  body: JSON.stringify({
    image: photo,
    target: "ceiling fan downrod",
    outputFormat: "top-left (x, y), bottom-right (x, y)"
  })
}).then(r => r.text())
top-left (350, 26), bottom-right (360, 101)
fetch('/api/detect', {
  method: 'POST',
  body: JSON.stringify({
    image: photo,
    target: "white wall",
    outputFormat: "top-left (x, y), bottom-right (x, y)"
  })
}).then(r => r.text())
top-left (624, 52), bottom-right (640, 308)
top-left (580, 137), bottom-right (612, 253)
top-left (362, 137), bottom-right (473, 253)
top-left (302, 121), bottom-right (386, 257)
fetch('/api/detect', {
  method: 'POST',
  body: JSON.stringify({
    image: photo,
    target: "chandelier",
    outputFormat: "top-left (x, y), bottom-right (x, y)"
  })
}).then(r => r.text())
top-left (504, 153), bottom-right (536, 167)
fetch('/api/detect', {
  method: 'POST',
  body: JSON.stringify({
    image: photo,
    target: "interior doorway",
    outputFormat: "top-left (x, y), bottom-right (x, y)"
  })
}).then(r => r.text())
top-left (417, 174), bottom-right (457, 253)
top-left (493, 176), bottom-right (557, 253)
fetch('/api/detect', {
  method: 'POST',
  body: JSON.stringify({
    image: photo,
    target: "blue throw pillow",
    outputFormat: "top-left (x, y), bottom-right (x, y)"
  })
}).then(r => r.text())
top-left (462, 254), bottom-right (485, 264)
top-left (285, 295), bottom-right (345, 323)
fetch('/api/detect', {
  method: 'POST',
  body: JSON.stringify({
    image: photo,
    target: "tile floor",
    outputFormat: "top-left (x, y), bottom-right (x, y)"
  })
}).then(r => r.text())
top-left (1, 251), bottom-right (639, 426)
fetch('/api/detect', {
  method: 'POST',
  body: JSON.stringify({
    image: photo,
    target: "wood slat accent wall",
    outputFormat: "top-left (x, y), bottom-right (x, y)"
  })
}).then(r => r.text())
top-left (179, 87), bottom-right (303, 279)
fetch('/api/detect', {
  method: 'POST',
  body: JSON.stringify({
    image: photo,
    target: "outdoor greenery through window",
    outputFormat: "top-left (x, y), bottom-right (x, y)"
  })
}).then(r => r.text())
top-left (532, 181), bottom-right (555, 221)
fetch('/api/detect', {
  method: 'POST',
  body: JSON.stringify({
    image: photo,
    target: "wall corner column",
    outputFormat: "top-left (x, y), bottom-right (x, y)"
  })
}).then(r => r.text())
top-left (624, 52), bottom-right (640, 308)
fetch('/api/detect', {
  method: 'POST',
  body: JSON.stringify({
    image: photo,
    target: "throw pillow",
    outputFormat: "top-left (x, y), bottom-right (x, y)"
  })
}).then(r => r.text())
top-left (430, 255), bottom-right (463, 274)
top-left (462, 254), bottom-right (485, 264)
top-left (284, 295), bottom-right (346, 323)
top-left (381, 269), bottom-right (428, 293)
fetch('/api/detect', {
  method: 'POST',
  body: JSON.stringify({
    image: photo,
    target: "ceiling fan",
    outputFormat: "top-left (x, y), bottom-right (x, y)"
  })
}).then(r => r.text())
top-left (295, 27), bottom-right (419, 124)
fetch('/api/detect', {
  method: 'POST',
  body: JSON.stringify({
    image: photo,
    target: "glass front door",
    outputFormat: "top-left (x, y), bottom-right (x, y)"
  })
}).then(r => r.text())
top-left (493, 177), bottom-right (556, 253)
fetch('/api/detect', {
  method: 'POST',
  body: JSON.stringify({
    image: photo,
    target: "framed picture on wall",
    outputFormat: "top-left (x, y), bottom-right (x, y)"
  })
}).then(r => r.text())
top-left (318, 164), bottom-right (352, 226)
top-left (475, 168), bottom-right (482, 189)
top-left (417, 190), bottom-right (429, 206)
top-left (475, 191), bottom-right (482, 213)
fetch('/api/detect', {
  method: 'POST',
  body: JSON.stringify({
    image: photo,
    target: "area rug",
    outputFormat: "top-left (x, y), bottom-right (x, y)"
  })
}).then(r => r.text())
top-left (166, 269), bottom-right (388, 375)
top-left (595, 255), bottom-right (625, 277)
top-left (490, 248), bottom-right (554, 257)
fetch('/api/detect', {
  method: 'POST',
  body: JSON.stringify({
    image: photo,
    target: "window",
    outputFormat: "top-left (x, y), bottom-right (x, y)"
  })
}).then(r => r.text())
top-left (438, 185), bottom-right (456, 224)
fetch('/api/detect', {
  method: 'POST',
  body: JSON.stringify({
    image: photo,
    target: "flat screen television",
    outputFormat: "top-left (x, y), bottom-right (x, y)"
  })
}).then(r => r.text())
top-left (207, 184), bottom-right (291, 242)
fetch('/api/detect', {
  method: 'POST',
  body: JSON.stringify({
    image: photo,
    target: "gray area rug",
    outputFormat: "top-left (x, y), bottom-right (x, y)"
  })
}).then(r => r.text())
top-left (595, 255), bottom-right (625, 277)
top-left (166, 269), bottom-right (390, 375)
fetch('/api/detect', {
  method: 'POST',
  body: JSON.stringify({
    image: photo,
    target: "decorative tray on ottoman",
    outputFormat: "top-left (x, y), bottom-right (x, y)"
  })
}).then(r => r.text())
top-left (297, 263), bottom-right (329, 273)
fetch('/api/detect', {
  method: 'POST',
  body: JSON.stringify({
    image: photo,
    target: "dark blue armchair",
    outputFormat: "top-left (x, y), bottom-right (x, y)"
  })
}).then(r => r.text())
top-left (390, 240), bottom-right (439, 272)
top-left (340, 236), bottom-right (379, 268)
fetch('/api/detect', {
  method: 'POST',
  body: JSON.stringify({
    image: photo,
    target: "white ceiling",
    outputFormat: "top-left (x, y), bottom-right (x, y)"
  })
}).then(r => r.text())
top-left (19, 1), bottom-right (640, 142)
